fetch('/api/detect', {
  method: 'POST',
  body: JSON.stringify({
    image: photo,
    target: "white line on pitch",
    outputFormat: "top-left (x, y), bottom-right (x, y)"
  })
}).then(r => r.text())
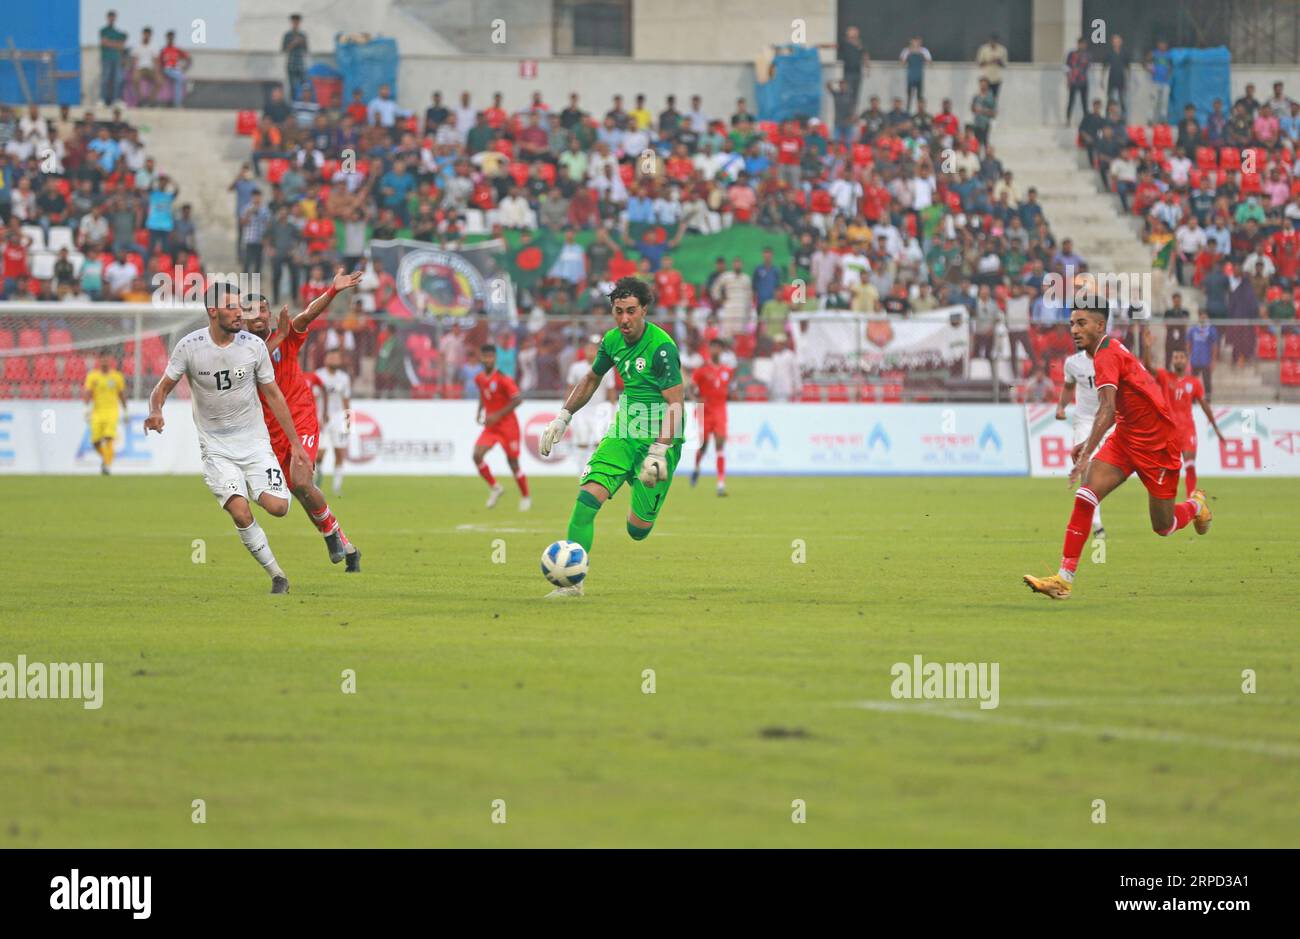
top-left (848, 700), bottom-right (1300, 758)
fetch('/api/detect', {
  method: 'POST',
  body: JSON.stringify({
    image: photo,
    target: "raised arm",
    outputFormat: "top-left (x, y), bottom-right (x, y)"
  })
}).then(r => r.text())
top-left (290, 266), bottom-right (363, 332)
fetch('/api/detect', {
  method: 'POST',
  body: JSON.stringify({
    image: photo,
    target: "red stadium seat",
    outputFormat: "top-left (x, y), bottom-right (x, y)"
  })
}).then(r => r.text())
top-left (1152, 124), bottom-right (1174, 148)
top-left (235, 110), bottom-right (257, 135)
top-left (1257, 328), bottom-right (1278, 360)
top-left (743, 383), bottom-right (769, 401)
top-left (410, 383), bottom-right (438, 399)
top-left (1188, 169), bottom-right (1203, 190)
top-left (0, 381), bottom-right (17, 399)
top-left (47, 327), bottom-right (73, 349)
top-left (18, 328), bottom-right (42, 349)
top-left (538, 162), bottom-right (557, 186)
top-left (47, 381), bottom-right (77, 400)
top-left (733, 333), bottom-right (756, 359)
top-left (1126, 125), bottom-right (1148, 147)
top-left (799, 385), bottom-right (823, 402)
top-left (1246, 147), bottom-right (1268, 173)
top-left (1219, 147), bottom-right (1240, 170)
top-left (1240, 173), bottom-right (1262, 195)
top-left (4, 357), bottom-right (29, 381)
top-left (1283, 333), bottom-right (1300, 359)
top-left (881, 383), bottom-right (903, 403)
top-left (857, 383), bottom-right (878, 402)
top-left (265, 159), bottom-right (290, 184)
top-left (16, 381), bottom-right (42, 398)
top-left (1195, 146), bottom-right (1217, 170)
top-left (492, 138), bottom-right (514, 158)
top-left (61, 355), bottom-right (87, 382)
top-left (1282, 359), bottom-right (1300, 386)
top-left (320, 159), bottom-right (341, 180)
top-left (33, 356), bottom-right (58, 381)
top-left (507, 161), bottom-right (530, 187)
top-left (825, 383), bottom-right (850, 402)
top-left (441, 383), bottom-right (464, 399)
top-left (1049, 358), bottom-right (1065, 383)
top-left (0, 329), bottom-right (13, 351)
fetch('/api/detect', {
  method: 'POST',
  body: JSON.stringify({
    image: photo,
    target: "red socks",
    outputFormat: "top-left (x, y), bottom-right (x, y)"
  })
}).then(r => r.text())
top-left (1160, 499), bottom-right (1198, 536)
top-left (515, 471), bottom-right (529, 497)
top-left (716, 454), bottom-right (726, 484)
top-left (1059, 487), bottom-right (1098, 577)
top-left (309, 505), bottom-right (349, 545)
top-left (1184, 461), bottom-right (1197, 498)
top-left (477, 462), bottom-right (496, 486)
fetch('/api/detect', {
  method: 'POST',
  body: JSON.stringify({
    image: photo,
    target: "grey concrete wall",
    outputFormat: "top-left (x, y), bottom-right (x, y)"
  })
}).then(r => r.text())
top-left (73, 46), bottom-right (1300, 129)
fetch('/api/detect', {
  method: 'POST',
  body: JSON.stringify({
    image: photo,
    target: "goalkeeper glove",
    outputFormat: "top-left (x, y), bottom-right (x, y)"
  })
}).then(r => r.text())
top-left (638, 441), bottom-right (670, 487)
top-left (538, 409), bottom-right (571, 457)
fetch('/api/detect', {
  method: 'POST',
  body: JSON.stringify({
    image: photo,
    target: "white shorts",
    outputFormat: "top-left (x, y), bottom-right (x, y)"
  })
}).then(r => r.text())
top-left (324, 415), bottom-right (350, 451)
top-left (1073, 417), bottom-right (1114, 448)
top-left (201, 440), bottom-right (289, 507)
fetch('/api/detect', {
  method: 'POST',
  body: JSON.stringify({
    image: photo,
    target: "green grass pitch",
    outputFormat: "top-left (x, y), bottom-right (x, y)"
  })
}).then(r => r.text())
top-left (2, 474), bottom-right (1297, 847)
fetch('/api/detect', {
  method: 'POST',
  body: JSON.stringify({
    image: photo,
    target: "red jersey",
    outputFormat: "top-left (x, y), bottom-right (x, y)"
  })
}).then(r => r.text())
top-left (1092, 337), bottom-right (1176, 449)
top-left (775, 133), bottom-right (803, 165)
top-left (259, 327), bottom-right (318, 445)
top-left (692, 362), bottom-right (734, 407)
top-left (1155, 368), bottom-right (1203, 434)
top-left (655, 268), bottom-right (683, 307)
top-left (2, 243), bottom-right (28, 279)
top-left (933, 112), bottom-right (959, 138)
top-left (476, 369), bottom-right (519, 427)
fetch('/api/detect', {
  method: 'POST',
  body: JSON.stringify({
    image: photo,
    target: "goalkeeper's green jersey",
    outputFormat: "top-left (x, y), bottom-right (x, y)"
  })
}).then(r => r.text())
top-left (591, 320), bottom-right (684, 442)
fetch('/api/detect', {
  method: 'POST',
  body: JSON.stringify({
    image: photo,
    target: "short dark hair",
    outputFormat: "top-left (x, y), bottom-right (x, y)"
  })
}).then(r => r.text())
top-left (205, 281), bottom-right (241, 310)
top-left (608, 276), bottom-right (654, 310)
top-left (243, 293), bottom-right (269, 307)
top-left (480, 343), bottom-right (496, 354)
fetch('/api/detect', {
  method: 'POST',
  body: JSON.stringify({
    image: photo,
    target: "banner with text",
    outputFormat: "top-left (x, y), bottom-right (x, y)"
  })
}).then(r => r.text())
top-left (1024, 403), bottom-right (1300, 477)
top-left (790, 307), bottom-right (970, 377)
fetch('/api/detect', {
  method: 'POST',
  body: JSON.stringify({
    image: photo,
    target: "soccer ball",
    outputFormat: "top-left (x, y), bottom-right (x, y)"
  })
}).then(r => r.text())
top-left (541, 540), bottom-right (588, 587)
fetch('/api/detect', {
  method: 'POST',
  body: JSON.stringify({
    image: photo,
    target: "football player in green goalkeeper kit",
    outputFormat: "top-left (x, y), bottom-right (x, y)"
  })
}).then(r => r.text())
top-left (538, 277), bottom-right (686, 597)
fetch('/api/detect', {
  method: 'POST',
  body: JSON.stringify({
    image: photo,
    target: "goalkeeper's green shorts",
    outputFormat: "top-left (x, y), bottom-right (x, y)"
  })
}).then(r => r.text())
top-left (580, 434), bottom-right (682, 523)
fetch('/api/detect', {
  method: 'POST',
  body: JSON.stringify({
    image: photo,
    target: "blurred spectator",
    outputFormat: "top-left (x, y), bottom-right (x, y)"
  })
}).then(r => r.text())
top-left (282, 13), bottom-right (308, 100)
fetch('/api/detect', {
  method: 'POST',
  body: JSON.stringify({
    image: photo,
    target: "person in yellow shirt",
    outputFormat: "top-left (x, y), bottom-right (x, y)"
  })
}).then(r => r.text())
top-left (83, 353), bottom-right (127, 474)
top-left (628, 94), bottom-right (653, 131)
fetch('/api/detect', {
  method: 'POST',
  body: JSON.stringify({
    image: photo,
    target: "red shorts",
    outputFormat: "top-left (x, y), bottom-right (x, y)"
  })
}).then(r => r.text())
top-left (1174, 425), bottom-right (1197, 454)
top-left (1093, 432), bottom-right (1182, 500)
top-left (701, 403), bottom-right (727, 439)
top-left (476, 419), bottom-right (520, 457)
top-left (271, 411), bottom-right (321, 484)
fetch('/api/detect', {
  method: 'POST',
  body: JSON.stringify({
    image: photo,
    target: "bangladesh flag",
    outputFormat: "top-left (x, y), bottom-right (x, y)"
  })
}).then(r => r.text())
top-left (1152, 238), bottom-right (1174, 270)
top-left (505, 230), bottom-right (563, 292)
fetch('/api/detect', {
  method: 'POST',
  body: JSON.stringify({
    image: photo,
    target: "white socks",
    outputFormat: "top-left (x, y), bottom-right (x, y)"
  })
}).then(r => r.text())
top-left (237, 521), bottom-right (284, 577)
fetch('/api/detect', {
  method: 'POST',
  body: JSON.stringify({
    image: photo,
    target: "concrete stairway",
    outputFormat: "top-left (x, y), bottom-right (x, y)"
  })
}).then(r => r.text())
top-left (992, 124), bottom-right (1154, 294)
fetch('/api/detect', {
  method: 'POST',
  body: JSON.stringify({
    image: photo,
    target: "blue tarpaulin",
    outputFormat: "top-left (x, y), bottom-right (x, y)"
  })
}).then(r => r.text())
top-left (1169, 46), bottom-right (1230, 125)
top-left (334, 36), bottom-right (399, 103)
top-left (756, 45), bottom-right (822, 123)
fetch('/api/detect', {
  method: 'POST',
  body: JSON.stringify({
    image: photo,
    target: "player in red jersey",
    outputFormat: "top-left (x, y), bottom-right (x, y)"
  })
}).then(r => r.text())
top-left (1154, 348), bottom-right (1225, 498)
top-left (1024, 300), bottom-right (1212, 599)
top-left (474, 343), bottom-right (529, 510)
top-left (689, 338), bottom-right (735, 496)
top-left (244, 266), bottom-right (364, 571)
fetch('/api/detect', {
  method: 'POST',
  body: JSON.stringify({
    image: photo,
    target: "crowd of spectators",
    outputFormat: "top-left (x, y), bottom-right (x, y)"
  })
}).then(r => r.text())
top-left (233, 50), bottom-right (1100, 399)
top-left (1078, 78), bottom-right (1300, 393)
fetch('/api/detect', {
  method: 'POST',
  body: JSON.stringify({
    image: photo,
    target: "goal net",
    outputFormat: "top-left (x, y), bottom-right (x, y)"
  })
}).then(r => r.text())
top-left (0, 302), bottom-right (207, 401)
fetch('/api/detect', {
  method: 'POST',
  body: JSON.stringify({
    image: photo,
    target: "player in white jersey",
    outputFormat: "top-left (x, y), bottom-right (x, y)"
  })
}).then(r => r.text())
top-left (1056, 350), bottom-right (1106, 537)
top-left (145, 283), bottom-right (310, 593)
top-left (314, 348), bottom-right (352, 496)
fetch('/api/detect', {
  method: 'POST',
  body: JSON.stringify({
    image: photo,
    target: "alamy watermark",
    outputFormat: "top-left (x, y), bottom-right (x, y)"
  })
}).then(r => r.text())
top-left (0, 655), bottom-right (104, 709)
top-left (1043, 271), bottom-right (1154, 317)
top-left (890, 654), bottom-right (999, 710)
